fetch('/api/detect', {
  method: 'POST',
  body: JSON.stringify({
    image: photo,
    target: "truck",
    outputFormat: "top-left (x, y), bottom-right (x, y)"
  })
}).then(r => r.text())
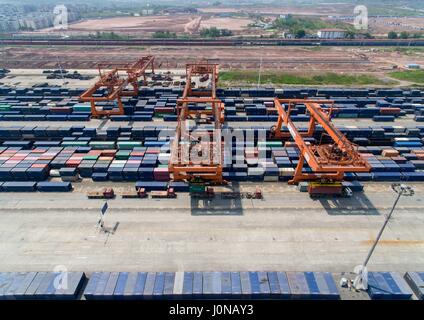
top-left (87, 188), bottom-right (115, 199)
top-left (121, 188), bottom-right (147, 199)
top-left (150, 188), bottom-right (176, 199)
top-left (308, 182), bottom-right (352, 198)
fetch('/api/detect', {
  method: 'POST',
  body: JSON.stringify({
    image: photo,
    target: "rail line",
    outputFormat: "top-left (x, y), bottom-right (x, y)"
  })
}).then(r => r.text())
top-left (1, 38), bottom-right (424, 47)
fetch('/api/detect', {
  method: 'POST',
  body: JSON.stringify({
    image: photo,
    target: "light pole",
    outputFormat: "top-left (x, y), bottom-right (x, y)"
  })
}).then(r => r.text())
top-left (257, 46), bottom-right (263, 88)
top-left (353, 183), bottom-right (414, 290)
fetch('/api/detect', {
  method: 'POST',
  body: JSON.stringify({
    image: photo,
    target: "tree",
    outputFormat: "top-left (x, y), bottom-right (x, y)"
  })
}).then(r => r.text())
top-left (388, 31), bottom-right (398, 39)
top-left (345, 30), bottom-right (356, 39)
top-left (400, 31), bottom-right (409, 39)
top-left (200, 27), bottom-right (232, 38)
top-left (220, 29), bottom-right (233, 37)
top-left (152, 31), bottom-right (177, 39)
top-left (295, 29), bottom-right (306, 39)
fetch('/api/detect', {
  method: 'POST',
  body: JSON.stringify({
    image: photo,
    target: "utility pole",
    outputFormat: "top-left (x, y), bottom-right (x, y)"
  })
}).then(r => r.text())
top-left (257, 46), bottom-right (263, 88)
top-left (353, 184), bottom-right (414, 290)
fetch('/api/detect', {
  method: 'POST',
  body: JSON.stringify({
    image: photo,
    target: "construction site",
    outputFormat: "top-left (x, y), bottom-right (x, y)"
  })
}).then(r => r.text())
top-left (0, 2), bottom-right (424, 305)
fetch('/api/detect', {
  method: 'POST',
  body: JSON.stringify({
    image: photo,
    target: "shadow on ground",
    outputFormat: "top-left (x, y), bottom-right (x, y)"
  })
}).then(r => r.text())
top-left (315, 192), bottom-right (380, 216)
top-left (190, 182), bottom-right (244, 216)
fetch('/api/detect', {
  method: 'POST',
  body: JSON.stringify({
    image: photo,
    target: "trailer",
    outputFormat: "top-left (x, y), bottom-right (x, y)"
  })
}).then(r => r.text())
top-left (121, 188), bottom-right (147, 199)
top-left (151, 188), bottom-right (176, 199)
top-left (87, 188), bottom-right (115, 199)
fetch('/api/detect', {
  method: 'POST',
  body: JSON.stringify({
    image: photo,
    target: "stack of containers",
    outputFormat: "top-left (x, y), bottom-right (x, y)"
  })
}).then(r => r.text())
top-left (59, 167), bottom-right (79, 182)
top-left (0, 147), bottom-right (54, 181)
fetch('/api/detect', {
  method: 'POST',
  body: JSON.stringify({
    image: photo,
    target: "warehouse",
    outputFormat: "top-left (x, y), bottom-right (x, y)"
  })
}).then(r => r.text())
top-left (317, 29), bottom-right (347, 39)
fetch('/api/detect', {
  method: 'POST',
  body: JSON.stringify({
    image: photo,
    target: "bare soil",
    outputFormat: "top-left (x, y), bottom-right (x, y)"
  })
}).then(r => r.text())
top-left (1, 46), bottom-right (423, 84)
top-left (33, 15), bottom-right (254, 37)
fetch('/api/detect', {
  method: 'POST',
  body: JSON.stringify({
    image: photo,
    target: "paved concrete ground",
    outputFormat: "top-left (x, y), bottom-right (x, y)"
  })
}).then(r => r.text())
top-left (0, 68), bottom-right (186, 89)
top-left (0, 182), bottom-right (423, 275)
top-left (2, 116), bottom-right (422, 131)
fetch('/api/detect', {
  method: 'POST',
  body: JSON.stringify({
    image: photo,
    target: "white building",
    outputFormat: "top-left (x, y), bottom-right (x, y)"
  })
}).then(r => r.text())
top-left (317, 29), bottom-right (346, 39)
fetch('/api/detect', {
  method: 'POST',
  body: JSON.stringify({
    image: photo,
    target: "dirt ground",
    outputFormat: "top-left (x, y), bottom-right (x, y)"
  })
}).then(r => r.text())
top-left (367, 17), bottom-right (424, 35)
top-left (198, 5), bottom-right (354, 16)
top-left (1, 45), bottom-right (423, 74)
top-left (33, 15), bottom-right (254, 37)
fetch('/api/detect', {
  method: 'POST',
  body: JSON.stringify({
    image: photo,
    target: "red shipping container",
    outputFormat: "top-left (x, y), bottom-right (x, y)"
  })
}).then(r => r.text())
top-left (146, 148), bottom-right (160, 154)
top-left (101, 150), bottom-right (117, 156)
top-left (32, 149), bottom-right (45, 153)
top-left (153, 168), bottom-right (170, 181)
top-left (131, 152), bottom-right (145, 157)
top-left (31, 164), bottom-right (48, 169)
top-left (380, 108), bottom-right (401, 115)
top-left (284, 142), bottom-right (297, 147)
top-left (154, 107), bottom-right (175, 114)
top-left (99, 156), bottom-right (113, 161)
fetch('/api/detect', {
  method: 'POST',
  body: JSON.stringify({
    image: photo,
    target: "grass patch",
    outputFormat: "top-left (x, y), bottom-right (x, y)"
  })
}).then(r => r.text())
top-left (220, 71), bottom-right (395, 86)
top-left (371, 47), bottom-right (424, 55)
top-left (272, 15), bottom-right (351, 33)
top-left (389, 70), bottom-right (424, 83)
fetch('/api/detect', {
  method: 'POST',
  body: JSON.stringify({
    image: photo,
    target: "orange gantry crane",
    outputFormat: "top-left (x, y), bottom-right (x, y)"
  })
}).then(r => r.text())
top-left (80, 56), bottom-right (155, 117)
top-left (270, 98), bottom-right (371, 185)
top-left (169, 62), bottom-right (225, 183)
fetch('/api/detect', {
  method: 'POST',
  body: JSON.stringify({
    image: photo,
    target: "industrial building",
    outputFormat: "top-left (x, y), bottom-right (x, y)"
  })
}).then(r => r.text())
top-left (317, 29), bottom-right (347, 39)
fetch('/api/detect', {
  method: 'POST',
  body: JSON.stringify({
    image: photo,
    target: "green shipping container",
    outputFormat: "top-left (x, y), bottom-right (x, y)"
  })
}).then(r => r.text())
top-left (89, 141), bottom-right (116, 149)
top-left (72, 104), bottom-right (91, 112)
top-left (116, 150), bottom-right (131, 160)
top-left (338, 113), bottom-right (358, 118)
top-left (61, 141), bottom-right (89, 147)
top-left (83, 155), bottom-right (99, 160)
top-left (117, 141), bottom-right (142, 150)
top-left (189, 184), bottom-right (206, 193)
top-left (258, 141), bottom-right (282, 148)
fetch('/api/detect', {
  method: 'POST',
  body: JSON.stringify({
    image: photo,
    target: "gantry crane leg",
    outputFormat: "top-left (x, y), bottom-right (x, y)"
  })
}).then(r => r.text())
top-left (289, 153), bottom-right (345, 184)
top-left (272, 98), bottom-right (370, 186)
top-left (80, 56), bottom-right (155, 118)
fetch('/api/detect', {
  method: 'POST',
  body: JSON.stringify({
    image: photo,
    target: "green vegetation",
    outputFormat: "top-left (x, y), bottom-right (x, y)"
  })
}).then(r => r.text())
top-left (151, 31), bottom-right (177, 39)
top-left (272, 14), bottom-right (351, 35)
top-left (388, 31), bottom-right (423, 39)
top-left (200, 27), bottom-right (233, 38)
top-left (294, 29), bottom-right (306, 39)
top-left (400, 32), bottom-right (409, 39)
top-left (389, 70), bottom-right (424, 83)
top-left (388, 31), bottom-right (398, 39)
top-left (371, 47), bottom-right (424, 55)
top-left (88, 32), bottom-right (126, 40)
top-left (219, 71), bottom-right (395, 86)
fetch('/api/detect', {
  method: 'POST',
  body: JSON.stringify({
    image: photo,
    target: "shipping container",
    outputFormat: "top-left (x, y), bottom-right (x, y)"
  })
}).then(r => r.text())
top-left (367, 272), bottom-right (413, 300)
top-left (404, 272), bottom-right (424, 300)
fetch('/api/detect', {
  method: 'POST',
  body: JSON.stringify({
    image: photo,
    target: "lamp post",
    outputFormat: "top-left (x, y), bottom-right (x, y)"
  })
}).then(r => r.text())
top-left (353, 183), bottom-right (414, 290)
top-left (257, 46), bottom-right (263, 88)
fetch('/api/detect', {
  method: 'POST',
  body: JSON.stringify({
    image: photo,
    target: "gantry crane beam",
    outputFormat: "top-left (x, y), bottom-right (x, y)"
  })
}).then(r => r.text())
top-left (169, 62), bottom-right (224, 183)
top-left (271, 98), bottom-right (371, 184)
top-left (80, 56), bottom-right (154, 117)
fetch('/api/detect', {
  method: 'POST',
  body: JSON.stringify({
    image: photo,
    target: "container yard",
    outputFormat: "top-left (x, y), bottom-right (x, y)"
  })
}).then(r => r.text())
top-left (1, 60), bottom-right (424, 302)
top-left (1, 2), bottom-right (424, 308)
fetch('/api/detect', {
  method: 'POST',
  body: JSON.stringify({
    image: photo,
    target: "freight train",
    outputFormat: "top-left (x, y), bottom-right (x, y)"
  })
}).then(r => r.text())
top-left (2, 38), bottom-right (424, 47)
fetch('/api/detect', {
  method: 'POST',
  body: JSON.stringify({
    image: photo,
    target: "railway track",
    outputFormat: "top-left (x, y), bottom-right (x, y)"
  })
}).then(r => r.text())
top-left (1, 38), bottom-right (424, 47)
